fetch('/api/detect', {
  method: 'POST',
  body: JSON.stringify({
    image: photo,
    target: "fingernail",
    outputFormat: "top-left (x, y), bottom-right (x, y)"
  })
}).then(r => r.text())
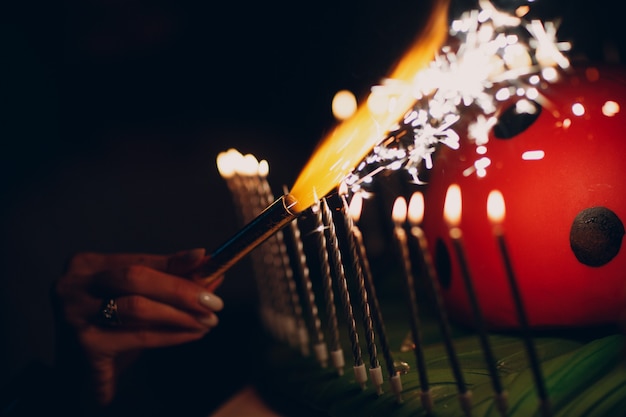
top-left (198, 292), bottom-right (224, 311)
top-left (199, 314), bottom-right (219, 327)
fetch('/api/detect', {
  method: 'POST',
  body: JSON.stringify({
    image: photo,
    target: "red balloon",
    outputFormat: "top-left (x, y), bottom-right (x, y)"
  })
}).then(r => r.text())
top-left (422, 65), bottom-right (626, 329)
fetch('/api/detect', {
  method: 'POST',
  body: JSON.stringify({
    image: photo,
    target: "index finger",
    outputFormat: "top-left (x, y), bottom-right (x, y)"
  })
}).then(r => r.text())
top-left (67, 252), bottom-right (170, 275)
top-left (92, 265), bottom-right (224, 314)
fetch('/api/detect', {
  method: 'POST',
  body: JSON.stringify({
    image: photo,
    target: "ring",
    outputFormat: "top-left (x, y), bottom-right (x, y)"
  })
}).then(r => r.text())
top-left (101, 298), bottom-right (121, 326)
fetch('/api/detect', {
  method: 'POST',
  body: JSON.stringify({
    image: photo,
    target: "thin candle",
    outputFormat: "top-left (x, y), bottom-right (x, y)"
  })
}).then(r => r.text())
top-left (407, 191), bottom-right (470, 409)
top-left (218, 151), bottom-right (273, 332)
top-left (348, 194), bottom-right (401, 400)
top-left (392, 196), bottom-right (432, 412)
top-left (313, 199), bottom-right (345, 376)
top-left (243, 155), bottom-right (290, 343)
top-left (283, 185), bottom-right (328, 367)
top-left (259, 165), bottom-right (307, 354)
top-left (340, 190), bottom-right (384, 394)
top-left (216, 149), bottom-right (248, 223)
top-left (444, 184), bottom-right (507, 417)
top-left (488, 190), bottom-right (551, 417)
top-left (321, 197), bottom-right (367, 389)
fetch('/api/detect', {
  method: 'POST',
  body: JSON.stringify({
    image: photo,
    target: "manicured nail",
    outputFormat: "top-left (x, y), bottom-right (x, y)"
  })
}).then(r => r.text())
top-left (199, 292), bottom-right (224, 311)
top-left (199, 314), bottom-right (219, 328)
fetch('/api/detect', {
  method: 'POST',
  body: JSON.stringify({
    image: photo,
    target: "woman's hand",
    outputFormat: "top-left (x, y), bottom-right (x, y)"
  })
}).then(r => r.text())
top-left (54, 249), bottom-right (223, 407)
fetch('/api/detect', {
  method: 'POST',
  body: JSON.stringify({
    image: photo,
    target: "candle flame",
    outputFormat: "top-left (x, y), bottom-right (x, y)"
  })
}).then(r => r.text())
top-left (216, 148), bottom-right (241, 178)
top-left (332, 90), bottom-right (358, 121)
top-left (258, 159), bottom-right (270, 177)
top-left (289, 0), bottom-right (450, 212)
top-left (348, 193), bottom-right (364, 223)
top-left (241, 154), bottom-right (260, 176)
top-left (392, 196), bottom-right (408, 224)
top-left (443, 184), bottom-right (462, 227)
top-left (407, 191), bottom-right (425, 225)
top-left (487, 189), bottom-right (506, 224)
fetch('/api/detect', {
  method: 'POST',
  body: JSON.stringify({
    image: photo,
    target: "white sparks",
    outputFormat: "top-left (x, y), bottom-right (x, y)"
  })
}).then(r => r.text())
top-left (343, 0), bottom-right (570, 193)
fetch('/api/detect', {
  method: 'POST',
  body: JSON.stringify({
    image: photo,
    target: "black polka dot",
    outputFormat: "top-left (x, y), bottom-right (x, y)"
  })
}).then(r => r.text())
top-left (493, 100), bottom-right (542, 139)
top-left (569, 207), bottom-right (625, 267)
top-left (435, 238), bottom-right (452, 289)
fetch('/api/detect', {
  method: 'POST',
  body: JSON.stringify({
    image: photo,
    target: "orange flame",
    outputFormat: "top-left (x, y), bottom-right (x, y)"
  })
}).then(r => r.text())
top-left (289, 0), bottom-right (450, 213)
top-left (487, 189), bottom-right (506, 224)
top-left (443, 183), bottom-right (462, 227)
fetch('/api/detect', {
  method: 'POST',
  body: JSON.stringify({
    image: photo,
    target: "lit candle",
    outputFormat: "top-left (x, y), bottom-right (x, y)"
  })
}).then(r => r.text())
top-left (407, 191), bottom-right (469, 408)
top-left (392, 196), bottom-right (432, 412)
top-left (347, 193), bottom-right (401, 400)
top-left (258, 164), bottom-right (307, 355)
top-left (487, 190), bottom-right (551, 417)
top-left (283, 186), bottom-right (328, 367)
top-left (313, 199), bottom-right (344, 376)
top-left (444, 184), bottom-right (506, 417)
top-left (240, 153), bottom-right (266, 220)
top-left (321, 197), bottom-right (367, 388)
top-left (240, 154), bottom-right (287, 342)
top-left (218, 150), bottom-right (278, 336)
top-left (216, 149), bottom-right (247, 223)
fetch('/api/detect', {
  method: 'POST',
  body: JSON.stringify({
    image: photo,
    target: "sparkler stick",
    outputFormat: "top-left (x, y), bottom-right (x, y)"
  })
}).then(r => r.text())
top-left (338, 190), bottom-right (384, 395)
top-left (444, 184), bottom-right (507, 417)
top-left (488, 190), bottom-right (551, 417)
top-left (392, 197), bottom-right (432, 412)
top-left (313, 199), bottom-right (345, 376)
top-left (284, 185), bottom-right (328, 367)
top-left (407, 191), bottom-right (470, 410)
top-left (321, 197), bottom-right (367, 389)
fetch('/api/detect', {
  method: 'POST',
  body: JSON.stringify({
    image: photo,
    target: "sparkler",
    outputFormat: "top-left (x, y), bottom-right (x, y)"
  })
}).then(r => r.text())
top-left (344, 0), bottom-right (570, 193)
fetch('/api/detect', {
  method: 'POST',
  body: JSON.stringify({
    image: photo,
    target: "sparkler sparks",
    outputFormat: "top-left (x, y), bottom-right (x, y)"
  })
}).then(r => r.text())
top-left (344, 0), bottom-right (570, 193)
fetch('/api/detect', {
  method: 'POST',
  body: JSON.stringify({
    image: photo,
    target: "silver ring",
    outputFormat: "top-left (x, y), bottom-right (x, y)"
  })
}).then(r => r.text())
top-left (101, 298), bottom-right (121, 326)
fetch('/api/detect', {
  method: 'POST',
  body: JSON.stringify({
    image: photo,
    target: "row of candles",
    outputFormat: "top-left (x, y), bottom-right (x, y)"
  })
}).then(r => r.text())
top-left (217, 149), bottom-right (549, 417)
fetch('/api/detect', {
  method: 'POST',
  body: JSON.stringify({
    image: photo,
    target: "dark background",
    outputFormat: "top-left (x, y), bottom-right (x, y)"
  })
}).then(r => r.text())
top-left (0, 0), bottom-right (624, 415)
